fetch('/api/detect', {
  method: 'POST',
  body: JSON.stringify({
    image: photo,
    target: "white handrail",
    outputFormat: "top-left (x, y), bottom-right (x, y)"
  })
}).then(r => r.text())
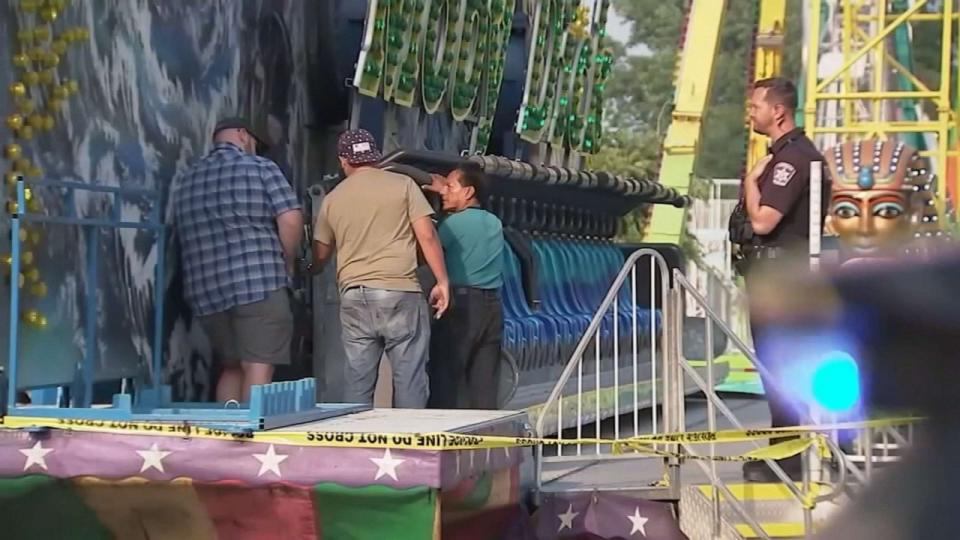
top-left (533, 248), bottom-right (672, 436)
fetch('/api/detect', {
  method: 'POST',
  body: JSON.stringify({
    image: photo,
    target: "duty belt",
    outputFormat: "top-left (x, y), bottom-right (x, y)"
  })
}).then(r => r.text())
top-left (750, 246), bottom-right (784, 260)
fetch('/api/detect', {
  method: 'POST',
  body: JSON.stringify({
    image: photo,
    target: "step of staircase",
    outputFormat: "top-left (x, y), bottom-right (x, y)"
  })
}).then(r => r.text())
top-left (679, 482), bottom-right (847, 539)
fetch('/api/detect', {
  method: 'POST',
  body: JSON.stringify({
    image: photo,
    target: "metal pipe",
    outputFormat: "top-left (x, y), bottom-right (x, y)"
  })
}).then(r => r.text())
top-left (632, 266), bottom-right (639, 437)
top-left (152, 227), bottom-right (166, 389)
top-left (707, 306), bottom-right (719, 538)
top-left (802, 438), bottom-right (813, 538)
top-left (803, 0), bottom-right (822, 134)
top-left (841, 1), bottom-right (854, 128)
top-left (938, 0), bottom-right (954, 208)
top-left (816, 0), bottom-right (928, 92)
top-left (577, 352), bottom-right (583, 456)
top-left (650, 256), bottom-right (658, 435)
top-left (595, 329), bottom-right (601, 455)
top-left (812, 121), bottom-right (945, 133)
top-left (81, 224), bottom-right (98, 407)
top-left (854, 13), bottom-right (960, 22)
top-left (613, 294), bottom-right (620, 442)
top-left (7, 179), bottom-right (25, 409)
top-left (873, 0), bottom-right (887, 130)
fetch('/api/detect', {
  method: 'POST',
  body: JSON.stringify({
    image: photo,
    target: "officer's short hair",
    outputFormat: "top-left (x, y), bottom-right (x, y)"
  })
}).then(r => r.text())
top-left (753, 77), bottom-right (798, 111)
top-left (454, 161), bottom-right (490, 205)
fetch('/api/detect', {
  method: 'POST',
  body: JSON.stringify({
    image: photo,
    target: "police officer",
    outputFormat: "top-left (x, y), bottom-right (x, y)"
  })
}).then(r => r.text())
top-left (735, 77), bottom-right (829, 482)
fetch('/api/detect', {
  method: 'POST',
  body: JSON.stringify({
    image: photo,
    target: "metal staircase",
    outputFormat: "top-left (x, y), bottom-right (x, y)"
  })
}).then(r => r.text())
top-left (532, 248), bottom-right (917, 539)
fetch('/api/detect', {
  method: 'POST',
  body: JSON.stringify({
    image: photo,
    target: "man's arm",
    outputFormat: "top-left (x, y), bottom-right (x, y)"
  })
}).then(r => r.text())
top-left (310, 240), bottom-right (334, 273)
top-left (412, 216), bottom-right (448, 287)
top-left (277, 210), bottom-right (304, 271)
top-left (309, 202), bottom-right (336, 274)
top-left (411, 216), bottom-right (449, 317)
top-left (748, 157), bottom-right (809, 236)
top-left (744, 179), bottom-right (783, 237)
top-left (743, 154), bottom-right (784, 236)
top-left (262, 162), bottom-right (304, 273)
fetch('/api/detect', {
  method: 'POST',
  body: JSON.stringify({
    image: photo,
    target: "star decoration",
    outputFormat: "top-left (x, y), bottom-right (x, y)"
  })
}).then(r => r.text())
top-left (558, 503), bottom-right (578, 531)
top-left (627, 507), bottom-right (649, 537)
top-left (370, 448), bottom-right (404, 481)
top-left (136, 442), bottom-right (171, 473)
top-left (252, 444), bottom-right (288, 478)
top-left (20, 441), bottom-right (53, 471)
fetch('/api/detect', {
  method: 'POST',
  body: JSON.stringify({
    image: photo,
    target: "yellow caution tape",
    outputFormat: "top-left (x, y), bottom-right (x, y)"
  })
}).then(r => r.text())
top-left (0, 415), bottom-right (919, 464)
top-left (612, 416), bottom-right (921, 447)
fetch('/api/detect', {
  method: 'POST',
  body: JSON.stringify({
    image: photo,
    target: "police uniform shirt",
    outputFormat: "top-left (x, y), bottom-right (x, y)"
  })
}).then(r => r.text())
top-left (757, 127), bottom-right (830, 248)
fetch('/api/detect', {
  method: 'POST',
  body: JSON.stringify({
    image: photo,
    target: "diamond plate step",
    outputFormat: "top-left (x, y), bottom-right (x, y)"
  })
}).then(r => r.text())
top-left (680, 483), bottom-right (847, 539)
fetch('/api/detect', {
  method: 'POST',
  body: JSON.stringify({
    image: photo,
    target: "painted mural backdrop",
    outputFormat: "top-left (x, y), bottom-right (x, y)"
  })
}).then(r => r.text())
top-left (0, 0), bottom-right (615, 401)
top-left (0, 0), bottom-right (314, 400)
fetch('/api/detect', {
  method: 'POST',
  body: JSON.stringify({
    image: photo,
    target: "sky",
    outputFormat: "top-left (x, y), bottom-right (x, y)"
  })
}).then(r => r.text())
top-left (606, 5), bottom-right (648, 56)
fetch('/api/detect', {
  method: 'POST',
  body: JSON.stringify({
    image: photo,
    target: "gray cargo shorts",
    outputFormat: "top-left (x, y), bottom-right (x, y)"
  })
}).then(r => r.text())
top-left (200, 288), bottom-right (293, 366)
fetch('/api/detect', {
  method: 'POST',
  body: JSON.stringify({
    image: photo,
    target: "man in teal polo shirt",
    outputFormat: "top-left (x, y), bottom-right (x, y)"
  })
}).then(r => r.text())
top-left (426, 162), bottom-right (505, 409)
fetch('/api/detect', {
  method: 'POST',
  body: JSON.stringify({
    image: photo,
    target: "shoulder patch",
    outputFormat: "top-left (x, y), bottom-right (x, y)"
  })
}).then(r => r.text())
top-left (771, 162), bottom-right (796, 187)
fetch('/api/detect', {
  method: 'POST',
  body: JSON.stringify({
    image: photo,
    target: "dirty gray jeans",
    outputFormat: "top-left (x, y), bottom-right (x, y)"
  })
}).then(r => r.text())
top-left (340, 286), bottom-right (430, 408)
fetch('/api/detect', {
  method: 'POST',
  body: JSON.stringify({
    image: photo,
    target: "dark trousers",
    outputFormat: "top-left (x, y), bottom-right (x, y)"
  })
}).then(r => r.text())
top-left (744, 270), bottom-right (804, 445)
top-left (748, 317), bottom-right (803, 439)
top-left (428, 287), bottom-right (504, 409)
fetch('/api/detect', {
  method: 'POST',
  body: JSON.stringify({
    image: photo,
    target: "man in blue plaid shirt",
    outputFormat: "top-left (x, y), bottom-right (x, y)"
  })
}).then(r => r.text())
top-left (173, 118), bottom-right (304, 402)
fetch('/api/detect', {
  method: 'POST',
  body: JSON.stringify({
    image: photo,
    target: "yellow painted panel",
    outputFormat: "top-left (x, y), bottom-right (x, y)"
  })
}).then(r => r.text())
top-left (747, 0), bottom-right (787, 171)
top-left (696, 482), bottom-right (825, 501)
top-left (645, 0), bottom-right (728, 243)
top-left (734, 521), bottom-right (809, 538)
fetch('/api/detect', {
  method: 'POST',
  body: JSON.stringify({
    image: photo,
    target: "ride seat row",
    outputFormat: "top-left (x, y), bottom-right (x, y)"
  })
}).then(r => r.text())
top-left (500, 232), bottom-right (663, 378)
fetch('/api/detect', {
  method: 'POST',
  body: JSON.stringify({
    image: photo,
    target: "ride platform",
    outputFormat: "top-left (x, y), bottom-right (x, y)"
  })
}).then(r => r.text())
top-left (0, 408), bottom-right (532, 540)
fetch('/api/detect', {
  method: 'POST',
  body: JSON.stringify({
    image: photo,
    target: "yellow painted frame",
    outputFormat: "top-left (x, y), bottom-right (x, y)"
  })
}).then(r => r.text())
top-left (643, 0), bottom-right (728, 244)
top-left (746, 0), bottom-right (788, 171)
top-left (804, 0), bottom-right (959, 217)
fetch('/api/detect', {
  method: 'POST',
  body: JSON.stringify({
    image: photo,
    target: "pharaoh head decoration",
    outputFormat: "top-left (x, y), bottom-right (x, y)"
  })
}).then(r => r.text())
top-left (825, 138), bottom-right (935, 257)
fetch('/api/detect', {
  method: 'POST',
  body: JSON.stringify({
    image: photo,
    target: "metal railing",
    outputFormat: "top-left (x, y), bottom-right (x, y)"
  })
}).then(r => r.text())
top-left (532, 245), bottom-right (919, 538)
top-left (842, 422), bottom-right (914, 489)
top-left (534, 248), bottom-right (676, 495)
top-left (671, 269), bottom-right (850, 539)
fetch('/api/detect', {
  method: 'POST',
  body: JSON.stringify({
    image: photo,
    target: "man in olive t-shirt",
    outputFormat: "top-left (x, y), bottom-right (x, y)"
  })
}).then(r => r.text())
top-left (311, 129), bottom-right (449, 408)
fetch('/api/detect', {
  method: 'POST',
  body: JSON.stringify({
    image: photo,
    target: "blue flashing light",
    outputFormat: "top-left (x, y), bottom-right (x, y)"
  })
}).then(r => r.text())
top-left (811, 351), bottom-right (861, 413)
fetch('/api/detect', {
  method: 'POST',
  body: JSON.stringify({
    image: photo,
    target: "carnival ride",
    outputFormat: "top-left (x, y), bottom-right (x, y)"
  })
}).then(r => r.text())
top-left (311, 0), bottom-right (731, 421)
top-left (668, 1), bottom-right (958, 538)
top-left (0, 0), bottom-right (955, 538)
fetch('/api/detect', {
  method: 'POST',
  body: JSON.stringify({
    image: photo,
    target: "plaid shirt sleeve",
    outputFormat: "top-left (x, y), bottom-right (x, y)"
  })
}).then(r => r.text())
top-left (260, 161), bottom-right (301, 216)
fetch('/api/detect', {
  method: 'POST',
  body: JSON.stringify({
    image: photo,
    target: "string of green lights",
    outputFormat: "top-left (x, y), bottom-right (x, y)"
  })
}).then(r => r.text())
top-left (356, 0), bottom-right (611, 155)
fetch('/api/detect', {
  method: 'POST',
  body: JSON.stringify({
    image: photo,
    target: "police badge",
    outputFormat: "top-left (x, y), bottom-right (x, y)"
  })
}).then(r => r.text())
top-left (772, 162), bottom-right (796, 186)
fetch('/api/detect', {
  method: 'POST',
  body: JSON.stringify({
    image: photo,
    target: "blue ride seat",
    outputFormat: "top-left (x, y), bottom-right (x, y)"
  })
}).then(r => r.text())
top-left (531, 238), bottom-right (592, 360)
top-left (501, 243), bottom-right (560, 371)
top-left (503, 234), bottom-right (666, 381)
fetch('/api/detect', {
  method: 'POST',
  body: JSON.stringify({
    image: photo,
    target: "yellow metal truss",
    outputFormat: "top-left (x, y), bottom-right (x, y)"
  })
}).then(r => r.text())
top-left (746, 0), bottom-right (788, 170)
top-left (803, 0), bottom-right (960, 215)
top-left (643, 0), bottom-right (728, 244)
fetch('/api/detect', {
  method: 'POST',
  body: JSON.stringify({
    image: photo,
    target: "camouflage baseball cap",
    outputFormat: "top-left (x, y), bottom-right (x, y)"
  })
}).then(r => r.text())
top-left (336, 129), bottom-right (382, 166)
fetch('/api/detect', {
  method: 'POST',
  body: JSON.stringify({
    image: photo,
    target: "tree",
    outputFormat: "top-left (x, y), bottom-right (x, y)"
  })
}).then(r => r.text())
top-left (605, 0), bottom-right (760, 180)
top-left (605, 0), bottom-right (686, 133)
top-left (587, 129), bottom-right (662, 241)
